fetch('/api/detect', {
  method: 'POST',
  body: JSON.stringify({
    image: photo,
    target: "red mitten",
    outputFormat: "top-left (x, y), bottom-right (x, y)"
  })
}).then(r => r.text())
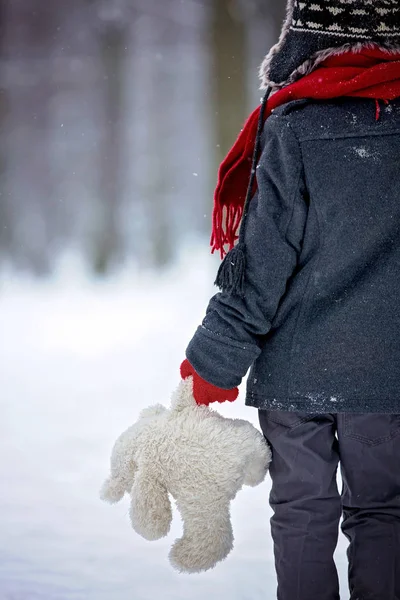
top-left (180, 359), bottom-right (239, 406)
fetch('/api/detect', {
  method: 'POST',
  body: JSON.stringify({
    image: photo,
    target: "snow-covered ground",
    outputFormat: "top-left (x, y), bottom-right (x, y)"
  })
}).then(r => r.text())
top-left (0, 250), bottom-right (349, 600)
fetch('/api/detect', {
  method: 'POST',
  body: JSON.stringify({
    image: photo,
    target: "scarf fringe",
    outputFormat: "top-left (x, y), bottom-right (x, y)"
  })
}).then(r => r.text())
top-left (211, 203), bottom-right (243, 259)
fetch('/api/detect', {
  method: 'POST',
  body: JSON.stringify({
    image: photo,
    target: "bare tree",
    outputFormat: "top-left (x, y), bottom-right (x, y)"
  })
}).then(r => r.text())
top-left (90, 3), bottom-right (129, 275)
top-left (136, 3), bottom-right (176, 270)
top-left (247, 0), bottom-right (286, 84)
top-left (3, 0), bottom-right (63, 274)
top-left (211, 0), bottom-right (247, 166)
top-left (257, 0), bottom-right (286, 31)
top-left (0, 0), bottom-right (10, 265)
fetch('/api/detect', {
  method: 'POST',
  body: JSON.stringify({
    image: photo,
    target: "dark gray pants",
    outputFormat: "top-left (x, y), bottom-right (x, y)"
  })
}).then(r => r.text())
top-left (259, 411), bottom-right (400, 600)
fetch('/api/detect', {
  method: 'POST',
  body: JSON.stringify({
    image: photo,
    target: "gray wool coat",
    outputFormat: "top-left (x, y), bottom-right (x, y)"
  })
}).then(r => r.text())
top-left (186, 97), bottom-right (400, 414)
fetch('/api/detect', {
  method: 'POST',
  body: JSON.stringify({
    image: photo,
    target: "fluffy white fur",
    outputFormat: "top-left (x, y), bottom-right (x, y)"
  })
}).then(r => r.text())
top-left (100, 378), bottom-right (271, 573)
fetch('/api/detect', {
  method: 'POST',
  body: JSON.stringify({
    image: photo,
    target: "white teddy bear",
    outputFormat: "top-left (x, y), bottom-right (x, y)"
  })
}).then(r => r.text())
top-left (100, 378), bottom-right (271, 573)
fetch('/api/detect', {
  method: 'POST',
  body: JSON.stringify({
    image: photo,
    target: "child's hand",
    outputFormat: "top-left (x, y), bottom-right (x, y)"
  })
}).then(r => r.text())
top-left (180, 359), bottom-right (239, 406)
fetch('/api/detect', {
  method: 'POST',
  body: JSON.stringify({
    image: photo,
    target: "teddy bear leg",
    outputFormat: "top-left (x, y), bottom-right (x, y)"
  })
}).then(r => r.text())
top-left (130, 471), bottom-right (172, 541)
top-left (243, 437), bottom-right (272, 487)
top-left (169, 500), bottom-right (234, 573)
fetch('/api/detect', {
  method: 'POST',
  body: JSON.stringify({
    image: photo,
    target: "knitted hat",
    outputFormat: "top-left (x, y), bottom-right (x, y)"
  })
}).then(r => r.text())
top-left (260, 0), bottom-right (400, 88)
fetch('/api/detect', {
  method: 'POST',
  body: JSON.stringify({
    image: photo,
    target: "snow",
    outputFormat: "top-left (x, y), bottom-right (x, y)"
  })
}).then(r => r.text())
top-left (0, 250), bottom-right (349, 600)
top-left (354, 146), bottom-right (373, 159)
top-left (353, 146), bottom-right (381, 161)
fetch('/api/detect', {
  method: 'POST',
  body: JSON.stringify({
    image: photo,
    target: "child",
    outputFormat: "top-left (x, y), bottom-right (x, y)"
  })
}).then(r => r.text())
top-left (181, 1), bottom-right (400, 599)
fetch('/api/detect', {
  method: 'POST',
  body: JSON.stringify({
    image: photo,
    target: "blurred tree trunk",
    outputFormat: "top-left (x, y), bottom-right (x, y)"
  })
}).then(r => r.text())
top-left (92, 19), bottom-right (127, 275)
top-left (140, 10), bottom-right (174, 270)
top-left (250, 0), bottom-right (286, 72)
top-left (259, 0), bottom-right (286, 31)
top-left (211, 0), bottom-right (247, 166)
top-left (5, 0), bottom-right (60, 275)
top-left (145, 79), bottom-right (173, 268)
top-left (145, 101), bottom-right (174, 270)
top-left (0, 0), bottom-right (10, 265)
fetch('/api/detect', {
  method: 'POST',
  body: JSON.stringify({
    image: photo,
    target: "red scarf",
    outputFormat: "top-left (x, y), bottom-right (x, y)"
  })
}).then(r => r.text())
top-left (212, 48), bottom-right (400, 258)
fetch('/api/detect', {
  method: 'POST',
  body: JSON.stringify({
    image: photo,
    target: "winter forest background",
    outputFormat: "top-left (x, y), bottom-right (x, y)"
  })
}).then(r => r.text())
top-left (0, 0), bottom-right (285, 276)
top-left (0, 2), bottom-right (351, 600)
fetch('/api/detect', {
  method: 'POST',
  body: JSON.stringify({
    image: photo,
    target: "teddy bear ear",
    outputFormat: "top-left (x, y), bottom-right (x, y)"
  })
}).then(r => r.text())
top-left (139, 404), bottom-right (167, 420)
top-left (170, 378), bottom-right (198, 411)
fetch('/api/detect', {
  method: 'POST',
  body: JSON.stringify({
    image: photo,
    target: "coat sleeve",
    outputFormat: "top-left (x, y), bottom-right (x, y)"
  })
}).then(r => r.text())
top-left (186, 112), bottom-right (309, 389)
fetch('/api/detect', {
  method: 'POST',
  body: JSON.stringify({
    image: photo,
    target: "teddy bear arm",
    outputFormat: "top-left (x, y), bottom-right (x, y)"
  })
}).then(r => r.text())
top-left (100, 449), bottom-right (138, 504)
top-left (129, 468), bottom-right (172, 541)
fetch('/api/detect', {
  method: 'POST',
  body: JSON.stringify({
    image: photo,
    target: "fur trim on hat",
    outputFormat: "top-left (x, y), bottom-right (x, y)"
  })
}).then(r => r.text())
top-left (260, 40), bottom-right (400, 89)
top-left (260, 0), bottom-right (400, 89)
top-left (259, 0), bottom-right (296, 88)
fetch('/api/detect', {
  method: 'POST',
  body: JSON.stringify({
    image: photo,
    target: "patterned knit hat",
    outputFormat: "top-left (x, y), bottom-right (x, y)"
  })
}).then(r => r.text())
top-left (260, 0), bottom-right (400, 88)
